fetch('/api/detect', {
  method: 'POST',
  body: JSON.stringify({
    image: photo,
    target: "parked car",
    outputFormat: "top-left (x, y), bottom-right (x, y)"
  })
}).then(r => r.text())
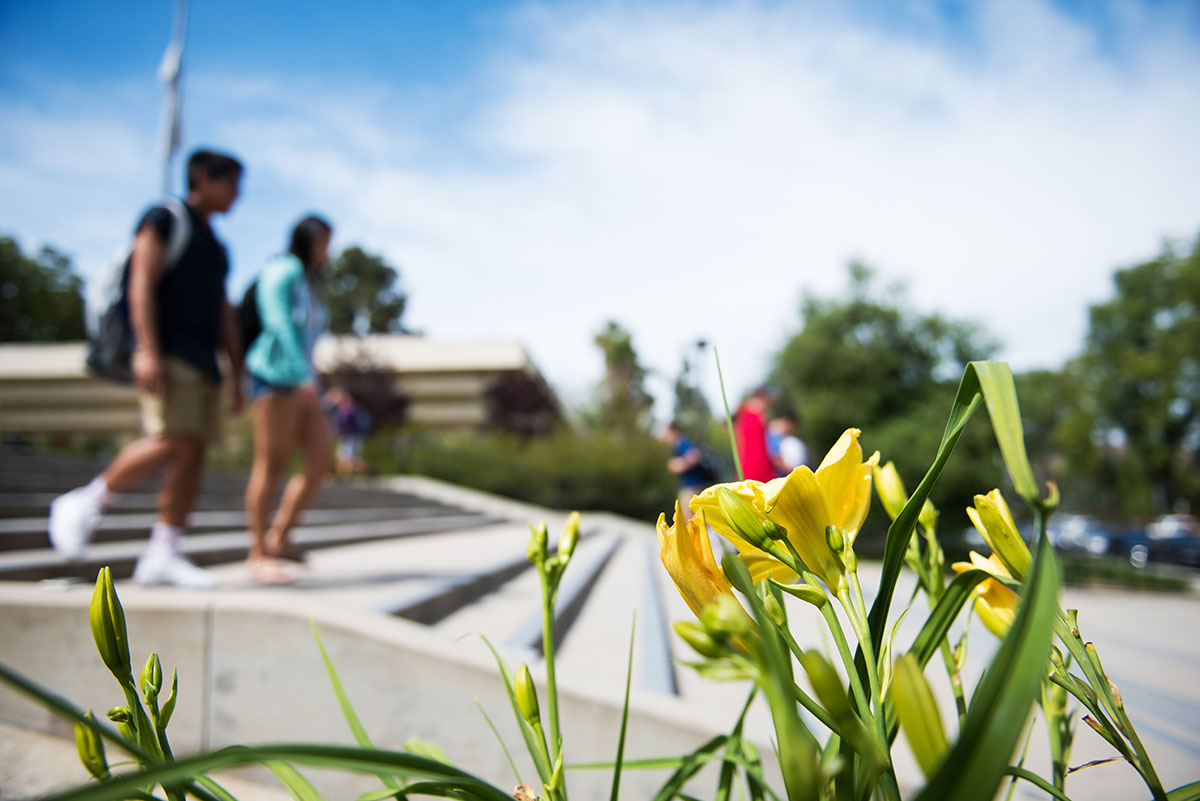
top-left (1107, 515), bottom-right (1200, 569)
top-left (1046, 514), bottom-right (1114, 556)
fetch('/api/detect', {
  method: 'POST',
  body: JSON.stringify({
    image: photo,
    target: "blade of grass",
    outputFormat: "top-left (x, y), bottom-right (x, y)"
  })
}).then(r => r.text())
top-left (265, 760), bottom-right (325, 801)
top-left (30, 743), bottom-right (514, 801)
top-left (714, 347), bottom-right (744, 481)
top-left (608, 614), bottom-right (636, 801)
top-left (309, 622), bottom-right (402, 792)
top-left (475, 699), bottom-right (522, 786)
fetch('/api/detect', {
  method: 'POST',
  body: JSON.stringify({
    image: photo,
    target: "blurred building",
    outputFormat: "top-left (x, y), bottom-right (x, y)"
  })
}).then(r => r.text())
top-left (0, 336), bottom-right (560, 442)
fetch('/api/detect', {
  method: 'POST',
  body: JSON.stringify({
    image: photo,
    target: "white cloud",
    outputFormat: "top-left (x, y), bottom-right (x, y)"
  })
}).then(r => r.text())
top-left (3, 0), bottom-right (1198, 423)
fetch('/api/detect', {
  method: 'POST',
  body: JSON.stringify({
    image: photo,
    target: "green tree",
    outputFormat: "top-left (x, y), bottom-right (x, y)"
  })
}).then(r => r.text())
top-left (321, 246), bottom-right (408, 335)
top-left (1062, 236), bottom-right (1200, 517)
top-left (671, 340), bottom-right (712, 435)
top-left (584, 320), bottom-right (655, 433)
top-left (0, 236), bottom-right (85, 342)
top-left (770, 262), bottom-right (1001, 536)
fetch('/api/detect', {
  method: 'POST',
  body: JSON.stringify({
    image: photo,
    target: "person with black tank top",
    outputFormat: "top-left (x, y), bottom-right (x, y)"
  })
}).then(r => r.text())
top-left (48, 149), bottom-right (245, 588)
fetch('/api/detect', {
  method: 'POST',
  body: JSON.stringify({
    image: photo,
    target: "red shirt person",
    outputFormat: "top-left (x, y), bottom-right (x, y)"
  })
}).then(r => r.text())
top-left (735, 387), bottom-right (775, 482)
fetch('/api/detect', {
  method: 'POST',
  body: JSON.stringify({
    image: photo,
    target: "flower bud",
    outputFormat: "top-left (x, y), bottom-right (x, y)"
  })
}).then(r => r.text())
top-left (514, 664), bottom-right (540, 726)
top-left (892, 654), bottom-right (948, 778)
top-left (967, 490), bottom-right (1031, 580)
top-left (106, 706), bottom-right (134, 741)
top-left (74, 712), bottom-right (109, 780)
top-left (825, 525), bottom-right (846, 554)
top-left (716, 488), bottom-right (772, 551)
top-left (141, 653), bottom-right (162, 704)
top-left (873, 462), bottom-right (908, 522)
top-left (674, 621), bottom-right (727, 658)
top-left (918, 500), bottom-right (939, 534)
top-left (760, 591), bottom-right (787, 629)
top-left (700, 594), bottom-right (752, 639)
top-left (557, 512), bottom-right (580, 564)
top-left (513, 784), bottom-right (538, 801)
top-left (770, 578), bottom-right (828, 608)
top-left (90, 567), bottom-right (131, 681)
top-left (526, 522), bottom-right (548, 565)
top-left (761, 520), bottom-right (788, 541)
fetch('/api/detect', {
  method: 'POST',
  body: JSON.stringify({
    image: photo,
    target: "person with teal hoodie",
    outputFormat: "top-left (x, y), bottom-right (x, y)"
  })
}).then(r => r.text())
top-left (243, 215), bottom-right (333, 584)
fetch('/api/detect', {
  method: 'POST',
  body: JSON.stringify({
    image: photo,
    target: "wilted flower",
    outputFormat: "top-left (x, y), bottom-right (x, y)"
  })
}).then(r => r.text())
top-left (951, 551), bottom-right (1019, 638)
top-left (692, 428), bottom-right (879, 594)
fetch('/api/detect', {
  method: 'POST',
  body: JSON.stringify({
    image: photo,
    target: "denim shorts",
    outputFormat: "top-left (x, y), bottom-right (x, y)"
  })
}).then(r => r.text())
top-left (246, 373), bottom-right (296, 402)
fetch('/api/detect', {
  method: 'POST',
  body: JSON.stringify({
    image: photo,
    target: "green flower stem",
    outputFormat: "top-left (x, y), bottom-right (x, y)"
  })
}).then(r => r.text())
top-left (1052, 617), bottom-right (1164, 801)
top-left (813, 587), bottom-right (872, 722)
top-left (775, 626), bottom-right (843, 735)
top-left (839, 579), bottom-right (899, 801)
top-left (538, 567), bottom-right (567, 801)
top-left (937, 640), bottom-right (967, 722)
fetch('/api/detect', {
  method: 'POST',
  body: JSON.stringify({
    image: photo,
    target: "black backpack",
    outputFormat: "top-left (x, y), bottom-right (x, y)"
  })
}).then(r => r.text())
top-left (237, 280), bottom-right (262, 357)
top-left (85, 198), bottom-right (191, 383)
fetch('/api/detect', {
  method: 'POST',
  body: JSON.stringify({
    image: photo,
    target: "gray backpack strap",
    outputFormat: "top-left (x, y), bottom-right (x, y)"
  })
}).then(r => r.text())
top-left (161, 197), bottom-right (192, 270)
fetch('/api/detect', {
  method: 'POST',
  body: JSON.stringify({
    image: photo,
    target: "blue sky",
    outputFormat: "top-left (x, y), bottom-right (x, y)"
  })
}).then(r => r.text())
top-left (2, 0), bottom-right (1199, 421)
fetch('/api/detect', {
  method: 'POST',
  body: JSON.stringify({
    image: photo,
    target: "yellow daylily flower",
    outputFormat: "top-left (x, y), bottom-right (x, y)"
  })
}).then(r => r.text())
top-left (657, 501), bottom-right (742, 620)
top-left (692, 428), bottom-right (880, 594)
top-left (967, 489), bottom-right (1031, 580)
top-left (951, 551), bottom-right (1018, 638)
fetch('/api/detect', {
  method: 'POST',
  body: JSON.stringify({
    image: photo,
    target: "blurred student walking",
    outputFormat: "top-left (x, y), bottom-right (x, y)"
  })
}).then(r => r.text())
top-left (49, 149), bottom-right (245, 587)
top-left (243, 215), bottom-right (334, 584)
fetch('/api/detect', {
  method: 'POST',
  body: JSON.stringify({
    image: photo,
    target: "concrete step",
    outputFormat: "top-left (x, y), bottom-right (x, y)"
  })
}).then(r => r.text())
top-left (0, 512), bottom-right (504, 582)
top-left (0, 504), bottom-right (473, 551)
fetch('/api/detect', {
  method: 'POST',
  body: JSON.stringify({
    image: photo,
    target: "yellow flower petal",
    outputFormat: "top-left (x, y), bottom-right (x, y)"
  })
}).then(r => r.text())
top-left (766, 467), bottom-right (844, 589)
top-left (814, 429), bottom-right (879, 539)
top-left (969, 489), bottom-right (1032, 580)
top-left (951, 551), bottom-right (1018, 638)
top-left (658, 502), bottom-right (736, 619)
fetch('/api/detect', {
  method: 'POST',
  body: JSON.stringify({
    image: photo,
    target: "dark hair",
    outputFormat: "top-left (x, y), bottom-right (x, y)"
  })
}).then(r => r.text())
top-left (288, 215), bottom-right (333, 273)
top-left (186, 149), bottom-right (243, 190)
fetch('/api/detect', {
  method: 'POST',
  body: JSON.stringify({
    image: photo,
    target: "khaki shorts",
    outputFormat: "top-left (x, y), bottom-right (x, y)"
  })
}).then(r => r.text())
top-left (139, 357), bottom-right (221, 442)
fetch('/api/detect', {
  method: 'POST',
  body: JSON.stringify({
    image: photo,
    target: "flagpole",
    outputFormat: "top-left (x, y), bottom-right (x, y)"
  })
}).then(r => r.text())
top-left (160, 0), bottom-right (190, 196)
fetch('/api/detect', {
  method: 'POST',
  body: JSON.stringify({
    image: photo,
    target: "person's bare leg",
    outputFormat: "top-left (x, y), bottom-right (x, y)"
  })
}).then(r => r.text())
top-left (266, 396), bottom-right (332, 555)
top-left (102, 436), bottom-right (178, 493)
top-left (158, 435), bottom-right (205, 528)
top-left (245, 393), bottom-right (299, 561)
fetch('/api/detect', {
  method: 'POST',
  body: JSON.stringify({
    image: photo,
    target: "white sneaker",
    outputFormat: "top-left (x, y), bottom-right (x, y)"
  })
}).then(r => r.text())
top-left (48, 488), bottom-right (101, 560)
top-left (133, 546), bottom-right (218, 589)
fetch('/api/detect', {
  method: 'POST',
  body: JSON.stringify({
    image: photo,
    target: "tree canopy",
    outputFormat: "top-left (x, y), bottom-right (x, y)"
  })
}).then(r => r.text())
top-left (770, 263), bottom-right (1001, 535)
top-left (1061, 236), bottom-right (1200, 517)
top-left (321, 246), bottom-right (408, 335)
top-left (0, 236), bottom-right (85, 342)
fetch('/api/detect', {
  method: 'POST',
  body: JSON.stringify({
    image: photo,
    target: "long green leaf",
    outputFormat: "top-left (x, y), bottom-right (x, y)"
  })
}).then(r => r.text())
top-left (1167, 781), bottom-right (1200, 801)
top-left (908, 570), bottom-right (992, 668)
top-left (650, 735), bottom-right (729, 801)
top-left (265, 760), bottom-right (325, 801)
top-left (310, 622), bottom-right (402, 792)
top-left (867, 361), bottom-right (1048, 669)
top-left (608, 614), bottom-right (637, 801)
top-left (32, 743), bottom-right (514, 801)
top-left (912, 534), bottom-right (1060, 801)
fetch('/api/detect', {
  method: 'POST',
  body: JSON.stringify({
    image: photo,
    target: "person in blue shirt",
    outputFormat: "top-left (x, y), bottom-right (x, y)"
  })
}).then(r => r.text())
top-left (661, 420), bottom-right (713, 522)
top-left (242, 215), bottom-right (333, 584)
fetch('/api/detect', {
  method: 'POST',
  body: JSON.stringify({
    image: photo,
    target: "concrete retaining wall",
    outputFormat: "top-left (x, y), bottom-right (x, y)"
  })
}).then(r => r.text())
top-left (0, 581), bottom-right (764, 799)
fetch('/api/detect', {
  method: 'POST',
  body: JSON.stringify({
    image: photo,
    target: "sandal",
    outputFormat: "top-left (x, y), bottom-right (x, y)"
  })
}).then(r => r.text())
top-left (266, 541), bottom-right (309, 565)
top-left (248, 557), bottom-right (295, 586)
